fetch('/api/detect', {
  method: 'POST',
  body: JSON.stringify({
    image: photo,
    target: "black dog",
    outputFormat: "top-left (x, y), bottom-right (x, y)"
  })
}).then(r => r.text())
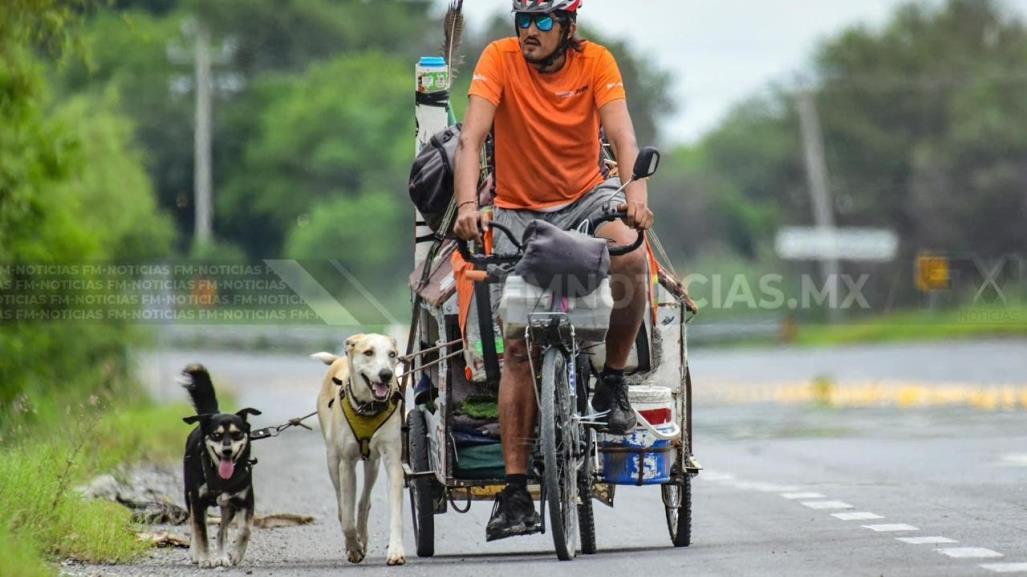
top-left (180, 364), bottom-right (262, 568)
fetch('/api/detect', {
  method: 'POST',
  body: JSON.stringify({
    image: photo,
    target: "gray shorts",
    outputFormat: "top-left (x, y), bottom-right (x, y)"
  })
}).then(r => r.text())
top-left (491, 178), bottom-right (625, 256)
top-left (489, 178), bottom-right (625, 314)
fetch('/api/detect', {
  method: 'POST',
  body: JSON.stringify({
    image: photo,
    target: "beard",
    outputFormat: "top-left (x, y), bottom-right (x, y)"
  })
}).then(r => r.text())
top-left (521, 41), bottom-right (560, 65)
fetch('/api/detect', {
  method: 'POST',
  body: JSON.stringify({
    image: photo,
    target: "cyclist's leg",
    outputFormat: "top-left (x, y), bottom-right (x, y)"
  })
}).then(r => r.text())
top-left (596, 219), bottom-right (647, 369)
top-left (498, 338), bottom-right (537, 475)
top-left (489, 206), bottom-right (540, 475)
top-left (560, 180), bottom-right (645, 433)
top-left (560, 179), bottom-right (647, 369)
top-left (487, 208), bottom-right (542, 540)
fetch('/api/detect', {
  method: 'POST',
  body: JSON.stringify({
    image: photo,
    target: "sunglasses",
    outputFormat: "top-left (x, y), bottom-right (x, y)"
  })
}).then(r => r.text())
top-left (515, 12), bottom-right (556, 33)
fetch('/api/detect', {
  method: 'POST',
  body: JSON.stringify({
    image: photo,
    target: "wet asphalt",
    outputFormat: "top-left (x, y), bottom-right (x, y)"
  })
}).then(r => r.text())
top-left (64, 340), bottom-right (1027, 577)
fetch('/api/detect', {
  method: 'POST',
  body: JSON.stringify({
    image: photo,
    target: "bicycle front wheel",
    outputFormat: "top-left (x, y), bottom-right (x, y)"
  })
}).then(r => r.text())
top-left (540, 347), bottom-right (579, 561)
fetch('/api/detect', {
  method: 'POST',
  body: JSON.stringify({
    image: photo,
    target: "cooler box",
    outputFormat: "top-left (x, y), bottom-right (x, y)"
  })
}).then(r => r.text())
top-left (499, 275), bottom-right (613, 342)
top-left (598, 385), bottom-right (679, 485)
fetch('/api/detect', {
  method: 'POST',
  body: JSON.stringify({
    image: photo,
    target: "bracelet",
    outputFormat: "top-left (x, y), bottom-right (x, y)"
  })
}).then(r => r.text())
top-left (456, 200), bottom-right (476, 210)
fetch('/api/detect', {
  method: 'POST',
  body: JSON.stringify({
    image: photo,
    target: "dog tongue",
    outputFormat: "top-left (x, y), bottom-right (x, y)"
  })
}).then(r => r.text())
top-left (218, 458), bottom-right (235, 480)
top-left (373, 383), bottom-right (389, 399)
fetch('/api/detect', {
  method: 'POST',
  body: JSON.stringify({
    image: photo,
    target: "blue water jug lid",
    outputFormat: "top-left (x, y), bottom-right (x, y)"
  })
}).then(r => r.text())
top-left (419, 56), bottom-right (447, 68)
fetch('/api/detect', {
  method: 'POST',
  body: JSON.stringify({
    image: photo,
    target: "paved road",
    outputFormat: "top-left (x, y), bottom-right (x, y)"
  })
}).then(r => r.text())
top-left (70, 340), bottom-right (1027, 576)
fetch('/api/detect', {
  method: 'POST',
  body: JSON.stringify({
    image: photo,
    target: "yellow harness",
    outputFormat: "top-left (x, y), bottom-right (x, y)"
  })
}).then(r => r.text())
top-left (332, 377), bottom-right (401, 461)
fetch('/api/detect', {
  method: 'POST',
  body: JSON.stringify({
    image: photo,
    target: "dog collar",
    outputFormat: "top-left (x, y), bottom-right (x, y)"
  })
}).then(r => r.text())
top-left (332, 376), bottom-right (395, 416)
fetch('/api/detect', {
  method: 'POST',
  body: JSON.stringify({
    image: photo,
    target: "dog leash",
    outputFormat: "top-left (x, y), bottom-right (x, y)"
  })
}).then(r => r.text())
top-left (249, 411), bottom-right (318, 441)
top-left (248, 338), bottom-right (463, 443)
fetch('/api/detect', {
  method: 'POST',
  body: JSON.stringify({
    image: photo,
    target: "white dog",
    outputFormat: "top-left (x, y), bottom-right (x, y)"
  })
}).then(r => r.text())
top-left (312, 333), bottom-right (406, 566)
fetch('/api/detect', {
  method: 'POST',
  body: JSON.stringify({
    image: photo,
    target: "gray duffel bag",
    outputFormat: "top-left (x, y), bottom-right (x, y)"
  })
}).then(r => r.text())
top-left (513, 219), bottom-right (610, 299)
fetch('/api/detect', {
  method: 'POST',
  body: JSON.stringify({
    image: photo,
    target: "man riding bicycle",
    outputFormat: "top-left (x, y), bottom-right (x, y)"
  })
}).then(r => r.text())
top-left (453, 0), bottom-right (654, 542)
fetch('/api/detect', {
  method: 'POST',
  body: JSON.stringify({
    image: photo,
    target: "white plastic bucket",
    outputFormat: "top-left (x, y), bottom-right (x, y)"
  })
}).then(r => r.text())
top-left (598, 385), bottom-right (679, 485)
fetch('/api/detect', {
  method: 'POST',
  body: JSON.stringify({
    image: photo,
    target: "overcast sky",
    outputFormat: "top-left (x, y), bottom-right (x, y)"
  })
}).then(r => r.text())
top-left (445, 0), bottom-right (1027, 145)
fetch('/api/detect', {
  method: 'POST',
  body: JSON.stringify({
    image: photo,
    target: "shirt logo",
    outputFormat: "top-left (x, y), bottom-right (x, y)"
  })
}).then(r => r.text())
top-left (473, 74), bottom-right (489, 83)
top-left (554, 85), bottom-right (589, 99)
top-left (606, 82), bottom-right (624, 91)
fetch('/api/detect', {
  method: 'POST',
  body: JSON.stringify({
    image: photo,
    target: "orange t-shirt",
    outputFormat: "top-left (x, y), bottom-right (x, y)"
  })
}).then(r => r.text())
top-left (468, 38), bottom-right (627, 210)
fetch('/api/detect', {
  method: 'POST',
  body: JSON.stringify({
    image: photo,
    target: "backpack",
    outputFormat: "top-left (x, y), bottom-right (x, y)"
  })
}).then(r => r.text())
top-left (408, 124), bottom-right (462, 234)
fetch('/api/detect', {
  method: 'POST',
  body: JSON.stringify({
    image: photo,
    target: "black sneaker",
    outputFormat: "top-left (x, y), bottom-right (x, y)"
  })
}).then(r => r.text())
top-left (485, 485), bottom-right (541, 542)
top-left (591, 372), bottom-right (636, 434)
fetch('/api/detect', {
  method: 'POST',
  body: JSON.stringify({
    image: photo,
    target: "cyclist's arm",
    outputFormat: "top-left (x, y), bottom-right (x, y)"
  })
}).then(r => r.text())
top-left (454, 95), bottom-right (497, 242)
top-left (600, 100), bottom-right (653, 230)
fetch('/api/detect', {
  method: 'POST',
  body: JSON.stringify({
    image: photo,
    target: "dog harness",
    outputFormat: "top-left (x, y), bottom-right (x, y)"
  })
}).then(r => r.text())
top-left (331, 377), bottom-right (401, 460)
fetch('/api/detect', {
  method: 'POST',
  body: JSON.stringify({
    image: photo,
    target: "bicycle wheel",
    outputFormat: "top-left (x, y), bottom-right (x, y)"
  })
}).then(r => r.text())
top-left (540, 347), bottom-right (579, 561)
top-left (575, 356), bottom-right (597, 554)
top-left (663, 476), bottom-right (692, 547)
top-left (407, 409), bottom-right (435, 557)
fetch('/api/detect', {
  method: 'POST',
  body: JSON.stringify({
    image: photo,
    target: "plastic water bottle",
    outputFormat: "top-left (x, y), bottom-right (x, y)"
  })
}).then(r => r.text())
top-left (416, 56), bottom-right (449, 94)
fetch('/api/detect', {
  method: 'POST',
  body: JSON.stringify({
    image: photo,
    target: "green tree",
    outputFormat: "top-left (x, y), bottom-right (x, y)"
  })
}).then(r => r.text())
top-left (197, 0), bottom-right (436, 75)
top-left (59, 1), bottom-right (441, 254)
top-left (218, 53), bottom-right (413, 259)
top-left (286, 192), bottom-right (405, 282)
top-left (57, 10), bottom-right (196, 248)
top-left (656, 0), bottom-right (1027, 272)
top-left (815, 0), bottom-right (1027, 256)
top-left (1, 2), bottom-right (172, 416)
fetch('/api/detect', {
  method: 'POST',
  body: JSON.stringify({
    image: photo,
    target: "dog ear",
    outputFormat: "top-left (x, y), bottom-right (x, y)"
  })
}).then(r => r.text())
top-left (183, 414), bottom-right (211, 425)
top-left (236, 408), bottom-right (262, 421)
top-left (310, 352), bottom-right (338, 365)
top-left (344, 334), bottom-right (363, 354)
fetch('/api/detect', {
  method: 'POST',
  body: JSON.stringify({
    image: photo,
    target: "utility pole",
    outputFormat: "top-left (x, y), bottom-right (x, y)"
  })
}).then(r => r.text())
top-left (193, 19), bottom-right (213, 248)
top-left (797, 90), bottom-right (841, 323)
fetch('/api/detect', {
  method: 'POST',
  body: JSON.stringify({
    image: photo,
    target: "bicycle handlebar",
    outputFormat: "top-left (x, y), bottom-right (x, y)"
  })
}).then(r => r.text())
top-left (591, 211), bottom-right (645, 257)
top-left (455, 210), bottom-right (643, 269)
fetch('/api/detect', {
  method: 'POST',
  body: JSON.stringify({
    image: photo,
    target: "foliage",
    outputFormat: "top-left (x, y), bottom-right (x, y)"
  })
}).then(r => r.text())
top-left (286, 192), bottom-right (406, 281)
top-left (52, 91), bottom-right (176, 261)
top-left (793, 303), bottom-right (1027, 346)
top-left (0, 399), bottom-right (190, 571)
top-left (220, 53), bottom-right (413, 259)
top-left (0, 87), bottom-right (172, 415)
top-left (1, 1), bottom-right (172, 428)
top-left (0, 526), bottom-right (53, 577)
top-left (196, 0), bottom-right (436, 75)
top-left (814, 0), bottom-right (1027, 256)
top-left (656, 0), bottom-right (1027, 305)
top-left (58, 1), bottom-right (439, 254)
top-left (57, 10), bottom-right (198, 249)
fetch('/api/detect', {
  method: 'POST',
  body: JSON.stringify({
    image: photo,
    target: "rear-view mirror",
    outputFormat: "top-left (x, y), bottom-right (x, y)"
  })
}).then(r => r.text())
top-left (632, 146), bottom-right (661, 180)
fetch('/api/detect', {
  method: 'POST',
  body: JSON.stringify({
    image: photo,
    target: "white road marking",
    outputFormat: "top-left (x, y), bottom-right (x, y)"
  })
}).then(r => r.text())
top-left (936, 547), bottom-right (1004, 559)
top-left (802, 500), bottom-right (854, 510)
top-left (863, 523), bottom-right (919, 532)
top-left (980, 562), bottom-right (1027, 573)
top-left (832, 512), bottom-right (883, 521)
top-left (781, 492), bottom-right (825, 499)
top-left (999, 454), bottom-right (1027, 467)
top-left (897, 536), bottom-right (958, 544)
top-left (731, 481), bottom-right (801, 492)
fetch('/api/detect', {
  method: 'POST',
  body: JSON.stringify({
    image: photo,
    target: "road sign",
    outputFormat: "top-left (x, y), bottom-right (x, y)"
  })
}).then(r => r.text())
top-left (915, 254), bottom-right (951, 292)
top-left (775, 227), bottom-right (899, 262)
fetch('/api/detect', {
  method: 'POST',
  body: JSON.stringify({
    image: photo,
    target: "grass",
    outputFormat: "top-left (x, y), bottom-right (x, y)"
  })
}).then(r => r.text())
top-left (0, 397), bottom-right (189, 575)
top-left (0, 526), bottom-right (52, 577)
top-left (793, 304), bottom-right (1027, 347)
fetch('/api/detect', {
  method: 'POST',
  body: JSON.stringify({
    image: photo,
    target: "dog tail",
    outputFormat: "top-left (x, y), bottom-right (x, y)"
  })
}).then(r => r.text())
top-left (179, 363), bottom-right (219, 415)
